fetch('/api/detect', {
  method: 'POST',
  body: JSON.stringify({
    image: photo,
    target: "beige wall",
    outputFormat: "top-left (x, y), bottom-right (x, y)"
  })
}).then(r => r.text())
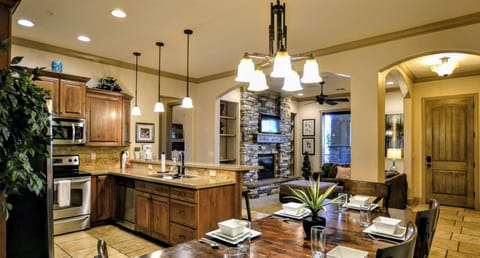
top-left (13, 22), bottom-right (480, 206)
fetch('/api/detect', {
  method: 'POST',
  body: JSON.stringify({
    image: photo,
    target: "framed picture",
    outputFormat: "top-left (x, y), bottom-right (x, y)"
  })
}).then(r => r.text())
top-left (385, 114), bottom-right (404, 156)
top-left (302, 119), bottom-right (315, 136)
top-left (136, 122), bottom-right (155, 143)
top-left (302, 138), bottom-right (315, 155)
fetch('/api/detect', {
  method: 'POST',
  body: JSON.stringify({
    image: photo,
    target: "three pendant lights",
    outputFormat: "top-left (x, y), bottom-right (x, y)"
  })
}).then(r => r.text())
top-left (132, 29), bottom-right (194, 117)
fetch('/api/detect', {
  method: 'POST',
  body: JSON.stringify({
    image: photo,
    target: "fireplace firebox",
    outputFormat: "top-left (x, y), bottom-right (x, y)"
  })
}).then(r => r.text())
top-left (257, 154), bottom-right (275, 180)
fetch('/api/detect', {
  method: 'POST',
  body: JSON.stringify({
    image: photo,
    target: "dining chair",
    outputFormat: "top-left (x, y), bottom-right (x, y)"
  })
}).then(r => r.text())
top-left (376, 221), bottom-right (417, 258)
top-left (414, 199), bottom-right (440, 258)
top-left (343, 179), bottom-right (391, 215)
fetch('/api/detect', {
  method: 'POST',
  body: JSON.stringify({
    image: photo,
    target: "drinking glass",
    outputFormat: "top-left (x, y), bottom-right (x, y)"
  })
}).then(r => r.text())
top-left (337, 193), bottom-right (348, 214)
top-left (359, 204), bottom-right (371, 227)
top-left (311, 225), bottom-right (326, 258)
top-left (223, 247), bottom-right (245, 258)
top-left (237, 220), bottom-right (251, 255)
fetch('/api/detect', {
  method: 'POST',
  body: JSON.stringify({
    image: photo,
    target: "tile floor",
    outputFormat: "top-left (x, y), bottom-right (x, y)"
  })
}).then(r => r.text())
top-left (54, 225), bottom-right (167, 258)
top-left (54, 201), bottom-right (480, 258)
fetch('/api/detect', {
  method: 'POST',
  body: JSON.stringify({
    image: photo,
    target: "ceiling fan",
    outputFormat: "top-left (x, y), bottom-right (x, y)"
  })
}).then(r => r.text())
top-left (312, 81), bottom-right (349, 105)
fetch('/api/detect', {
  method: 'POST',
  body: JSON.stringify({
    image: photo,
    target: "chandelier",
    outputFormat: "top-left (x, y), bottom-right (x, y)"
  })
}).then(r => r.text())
top-left (431, 57), bottom-right (457, 77)
top-left (235, 0), bottom-right (322, 92)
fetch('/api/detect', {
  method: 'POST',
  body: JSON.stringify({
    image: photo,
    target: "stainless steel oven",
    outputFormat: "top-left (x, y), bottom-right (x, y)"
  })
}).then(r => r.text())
top-left (52, 117), bottom-right (86, 145)
top-left (52, 155), bottom-right (91, 235)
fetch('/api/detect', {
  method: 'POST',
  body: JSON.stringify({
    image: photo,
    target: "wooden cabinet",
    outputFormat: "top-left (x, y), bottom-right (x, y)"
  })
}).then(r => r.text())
top-left (134, 179), bottom-right (235, 245)
top-left (135, 181), bottom-right (170, 243)
top-left (91, 175), bottom-right (114, 226)
top-left (33, 71), bottom-right (88, 118)
top-left (219, 100), bottom-right (238, 164)
top-left (85, 88), bottom-right (132, 146)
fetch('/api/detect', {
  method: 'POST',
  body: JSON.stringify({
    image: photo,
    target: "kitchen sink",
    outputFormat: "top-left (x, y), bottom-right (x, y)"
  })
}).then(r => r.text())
top-left (148, 174), bottom-right (195, 179)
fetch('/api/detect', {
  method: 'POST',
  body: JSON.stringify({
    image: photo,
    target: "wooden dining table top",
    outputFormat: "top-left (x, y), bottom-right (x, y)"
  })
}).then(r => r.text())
top-left (137, 206), bottom-right (414, 258)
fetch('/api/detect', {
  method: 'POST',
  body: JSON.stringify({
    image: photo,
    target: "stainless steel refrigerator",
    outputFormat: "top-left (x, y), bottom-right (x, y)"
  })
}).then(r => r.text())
top-left (7, 119), bottom-right (53, 257)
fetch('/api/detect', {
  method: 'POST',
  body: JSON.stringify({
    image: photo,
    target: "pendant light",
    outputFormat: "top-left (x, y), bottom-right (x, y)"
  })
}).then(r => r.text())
top-left (181, 29), bottom-right (193, 109)
top-left (131, 52), bottom-right (142, 116)
top-left (154, 42), bottom-right (165, 112)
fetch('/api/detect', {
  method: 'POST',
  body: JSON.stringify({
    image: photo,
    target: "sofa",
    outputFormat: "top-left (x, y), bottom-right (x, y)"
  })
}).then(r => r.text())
top-left (281, 163), bottom-right (408, 209)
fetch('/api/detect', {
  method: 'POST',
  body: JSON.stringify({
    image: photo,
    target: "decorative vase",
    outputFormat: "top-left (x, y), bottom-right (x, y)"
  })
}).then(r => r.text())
top-left (302, 216), bottom-right (326, 239)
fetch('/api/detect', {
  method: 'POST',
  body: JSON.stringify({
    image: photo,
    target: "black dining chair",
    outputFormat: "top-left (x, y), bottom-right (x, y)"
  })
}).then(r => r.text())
top-left (343, 179), bottom-right (391, 215)
top-left (376, 221), bottom-right (417, 258)
top-left (414, 199), bottom-right (440, 258)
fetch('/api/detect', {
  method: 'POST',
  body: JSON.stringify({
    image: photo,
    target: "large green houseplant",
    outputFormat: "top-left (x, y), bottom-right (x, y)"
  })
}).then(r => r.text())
top-left (0, 43), bottom-right (51, 219)
top-left (288, 177), bottom-right (341, 238)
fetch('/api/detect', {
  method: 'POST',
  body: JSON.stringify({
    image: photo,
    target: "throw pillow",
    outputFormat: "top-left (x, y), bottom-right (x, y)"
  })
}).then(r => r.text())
top-left (336, 166), bottom-right (351, 179)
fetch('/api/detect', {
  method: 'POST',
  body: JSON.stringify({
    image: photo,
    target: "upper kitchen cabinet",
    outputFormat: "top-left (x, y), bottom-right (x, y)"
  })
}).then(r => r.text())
top-left (33, 70), bottom-right (89, 118)
top-left (86, 88), bottom-right (132, 146)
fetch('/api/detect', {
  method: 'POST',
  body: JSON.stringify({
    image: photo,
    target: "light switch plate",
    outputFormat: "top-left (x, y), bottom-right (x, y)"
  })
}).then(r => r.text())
top-left (209, 170), bottom-right (216, 177)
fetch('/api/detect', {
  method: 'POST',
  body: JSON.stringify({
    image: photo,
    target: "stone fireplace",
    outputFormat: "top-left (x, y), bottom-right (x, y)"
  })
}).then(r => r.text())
top-left (239, 87), bottom-right (293, 182)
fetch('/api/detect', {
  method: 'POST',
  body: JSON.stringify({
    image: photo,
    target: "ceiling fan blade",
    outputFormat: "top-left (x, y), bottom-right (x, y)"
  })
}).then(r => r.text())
top-left (324, 100), bottom-right (338, 105)
top-left (303, 101), bottom-right (317, 105)
top-left (328, 97), bottom-right (349, 102)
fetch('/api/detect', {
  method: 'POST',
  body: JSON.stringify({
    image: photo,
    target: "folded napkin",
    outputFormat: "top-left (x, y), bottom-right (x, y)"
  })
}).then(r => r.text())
top-left (57, 180), bottom-right (71, 207)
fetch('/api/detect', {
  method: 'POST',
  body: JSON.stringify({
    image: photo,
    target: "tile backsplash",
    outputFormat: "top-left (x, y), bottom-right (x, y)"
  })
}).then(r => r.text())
top-left (54, 146), bottom-right (127, 171)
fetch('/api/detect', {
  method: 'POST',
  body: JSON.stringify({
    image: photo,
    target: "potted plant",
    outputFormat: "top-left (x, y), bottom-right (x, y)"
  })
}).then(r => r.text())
top-left (288, 177), bottom-right (341, 238)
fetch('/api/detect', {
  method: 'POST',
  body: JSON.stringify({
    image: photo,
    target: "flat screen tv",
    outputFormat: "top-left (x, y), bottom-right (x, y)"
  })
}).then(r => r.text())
top-left (260, 114), bottom-right (281, 134)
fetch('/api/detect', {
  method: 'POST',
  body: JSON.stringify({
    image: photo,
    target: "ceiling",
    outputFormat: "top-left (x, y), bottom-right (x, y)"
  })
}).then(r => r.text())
top-left (11, 0), bottom-right (480, 98)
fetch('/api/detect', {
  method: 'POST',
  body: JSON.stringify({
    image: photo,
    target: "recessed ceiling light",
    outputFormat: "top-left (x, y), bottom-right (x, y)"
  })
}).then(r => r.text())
top-left (297, 93), bottom-right (304, 96)
top-left (386, 81), bottom-right (395, 85)
top-left (77, 35), bottom-right (91, 42)
top-left (111, 9), bottom-right (127, 18)
top-left (18, 19), bottom-right (35, 27)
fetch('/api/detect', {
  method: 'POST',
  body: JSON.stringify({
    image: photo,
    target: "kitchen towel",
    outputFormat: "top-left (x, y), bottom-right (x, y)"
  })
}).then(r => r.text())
top-left (57, 180), bottom-right (71, 207)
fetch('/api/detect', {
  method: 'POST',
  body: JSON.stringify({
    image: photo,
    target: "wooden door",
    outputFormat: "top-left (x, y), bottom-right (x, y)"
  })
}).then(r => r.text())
top-left (151, 195), bottom-right (169, 242)
top-left (59, 79), bottom-right (85, 117)
top-left (135, 191), bottom-right (151, 235)
top-left (424, 95), bottom-right (476, 207)
top-left (86, 92), bottom-right (122, 146)
top-left (34, 77), bottom-right (59, 115)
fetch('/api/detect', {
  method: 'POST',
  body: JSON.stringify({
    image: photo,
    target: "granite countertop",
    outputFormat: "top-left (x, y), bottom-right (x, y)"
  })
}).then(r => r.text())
top-left (81, 167), bottom-right (236, 189)
top-left (131, 159), bottom-right (262, 171)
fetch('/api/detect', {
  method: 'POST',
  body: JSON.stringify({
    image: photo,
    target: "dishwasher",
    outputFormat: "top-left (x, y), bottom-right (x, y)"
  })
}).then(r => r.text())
top-left (114, 177), bottom-right (135, 230)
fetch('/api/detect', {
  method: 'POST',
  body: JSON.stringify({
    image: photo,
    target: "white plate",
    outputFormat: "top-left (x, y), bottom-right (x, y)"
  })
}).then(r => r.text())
top-left (363, 224), bottom-right (406, 240)
top-left (327, 245), bottom-right (368, 258)
top-left (273, 209), bottom-right (311, 219)
top-left (345, 203), bottom-right (378, 211)
top-left (211, 229), bottom-right (249, 241)
top-left (206, 229), bottom-right (262, 245)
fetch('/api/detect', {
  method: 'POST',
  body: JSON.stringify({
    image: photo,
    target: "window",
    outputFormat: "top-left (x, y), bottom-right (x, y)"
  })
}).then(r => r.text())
top-left (322, 111), bottom-right (351, 164)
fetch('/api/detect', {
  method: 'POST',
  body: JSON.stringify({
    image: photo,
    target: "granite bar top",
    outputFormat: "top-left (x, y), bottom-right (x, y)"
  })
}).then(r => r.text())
top-left (81, 167), bottom-right (236, 190)
top-left (131, 159), bottom-right (262, 171)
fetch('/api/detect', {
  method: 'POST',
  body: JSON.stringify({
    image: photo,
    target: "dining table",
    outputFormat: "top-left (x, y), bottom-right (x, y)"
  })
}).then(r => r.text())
top-left (136, 205), bottom-right (414, 258)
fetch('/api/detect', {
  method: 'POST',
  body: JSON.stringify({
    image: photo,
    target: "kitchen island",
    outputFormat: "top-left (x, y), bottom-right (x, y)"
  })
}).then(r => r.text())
top-left (83, 160), bottom-right (261, 245)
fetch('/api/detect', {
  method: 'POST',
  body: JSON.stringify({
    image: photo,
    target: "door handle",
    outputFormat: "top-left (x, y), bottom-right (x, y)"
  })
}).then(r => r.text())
top-left (425, 155), bottom-right (432, 168)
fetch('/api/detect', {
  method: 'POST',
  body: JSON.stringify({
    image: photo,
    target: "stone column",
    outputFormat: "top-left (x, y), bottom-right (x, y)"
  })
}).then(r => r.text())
top-left (0, 2), bottom-right (22, 257)
top-left (279, 97), bottom-right (292, 177)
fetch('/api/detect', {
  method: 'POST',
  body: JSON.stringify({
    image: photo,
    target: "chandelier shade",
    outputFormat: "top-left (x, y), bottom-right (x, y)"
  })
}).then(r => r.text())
top-left (154, 42), bottom-right (165, 112)
top-left (282, 71), bottom-right (303, 91)
top-left (181, 29), bottom-right (193, 109)
top-left (236, 0), bottom-right (321, 91)
top-left (132, 52), bottom-right (141, 116)
top-left (248, 70), bottom-right (269, 91)
top-left (301, 57), bottom-right (323, 83)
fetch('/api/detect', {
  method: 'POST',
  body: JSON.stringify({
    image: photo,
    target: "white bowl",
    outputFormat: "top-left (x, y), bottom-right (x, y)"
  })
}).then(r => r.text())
top-left (282, 202), bottom-right (304, 215)
top-left (327, 246), bottom-right (368, 258)
top-left (218, 219), bottom-right (246, 237)
top-left (372, 216), bottom-right (401, 235)
top-left (349, 195), bottom-right (369, 207)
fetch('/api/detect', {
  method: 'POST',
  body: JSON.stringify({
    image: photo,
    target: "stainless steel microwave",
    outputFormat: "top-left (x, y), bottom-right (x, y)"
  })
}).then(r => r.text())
top-left (52, 117), bottom-right (86, 145)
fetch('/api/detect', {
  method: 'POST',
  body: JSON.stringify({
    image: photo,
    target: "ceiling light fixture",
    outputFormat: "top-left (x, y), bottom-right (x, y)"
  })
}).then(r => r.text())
top-left (154, 42), bottom-right (165, 113)
top-left (17, 19), bottom-right (34, 27)
top-left (77, 35), bottom-right (91, 42)
top-left (235, 0), bottom-right (322, 91)
top-left (431, 57), bottom-right (457, 77)
top-left (181, 29), bottom-right (193, 109)
top-left (131, 52), bottom-right (142, 116)
top-left (111, 9), bottom-right (127, 18)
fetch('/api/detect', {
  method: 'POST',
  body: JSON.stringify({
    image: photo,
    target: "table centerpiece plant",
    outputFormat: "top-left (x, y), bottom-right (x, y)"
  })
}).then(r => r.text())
top-left (287, 177), bottom-right (342, 238)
